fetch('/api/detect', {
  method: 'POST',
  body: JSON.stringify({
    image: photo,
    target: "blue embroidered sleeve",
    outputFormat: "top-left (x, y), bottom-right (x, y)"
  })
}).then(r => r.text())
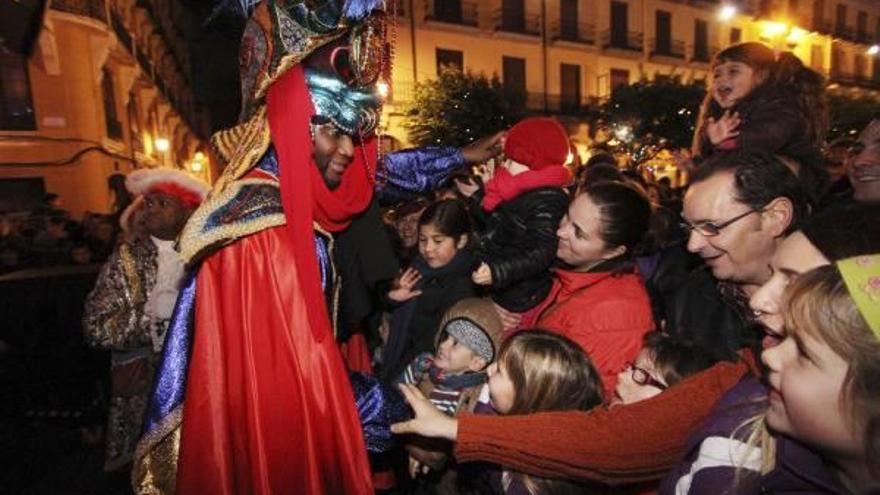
top-left (376, 147), bottom-right (466, 203)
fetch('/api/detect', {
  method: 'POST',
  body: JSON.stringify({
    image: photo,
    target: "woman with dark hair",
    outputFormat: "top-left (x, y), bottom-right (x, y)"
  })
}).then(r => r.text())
top-left (522, 181), bottom-right (655, 396)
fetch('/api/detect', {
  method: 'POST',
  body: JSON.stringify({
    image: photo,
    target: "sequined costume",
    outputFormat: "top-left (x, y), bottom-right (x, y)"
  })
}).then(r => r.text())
top-left (132, 2), bottom-right (459, 494)
top-left (83, 238), bottom-right (162, 471)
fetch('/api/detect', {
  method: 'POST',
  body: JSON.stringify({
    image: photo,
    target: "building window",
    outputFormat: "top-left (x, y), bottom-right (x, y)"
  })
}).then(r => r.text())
top-left (857, 11), bottom-right (867, 41)
top-left (654, 10), bottom-right (672, 55)
top-left (835, 4), bottom-right (847, 37)
top-left (610, 1), bottom-right (629, 49)
top-left (502, 56), bottom-right (526, 104)
top-left (812, 0), bottom-right (825, 31)
top-left (855, 54), bottom-right (866, 78)
top-left (0, 50), bottom-right (36, 131)
top-left (101, 68), bottom-right (123, 141)
top-left (433, 0), bottom-right (461, 23)
top-left (501, 0), bottom-right (526, 32)
top-left (560, 63), bottom-right (581, 112)
top-left (128, 92), bottom-right (144, 153)
top-left (810, 45), bottom-right (824, 71)
top-left (730, 27), bottom-right (742, 45)
top-left (560, 0), bottom-right (578, 40)
top-left (610, 68), bottom-right (629, 92)
top-left (436, 48), bottom-right (463, 73)
top-left (831, 47), bottom-right (845, 77)
top-left (694, 20), bottom-right (709, 62)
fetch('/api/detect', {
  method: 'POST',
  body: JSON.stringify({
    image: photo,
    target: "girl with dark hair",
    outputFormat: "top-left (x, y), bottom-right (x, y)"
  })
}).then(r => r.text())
top-left (692, 42), bottom-right (829, 202)
top-left (380, 199), bottom-right (478, 381)
top-left (522, 181), bottom-right (655, 396)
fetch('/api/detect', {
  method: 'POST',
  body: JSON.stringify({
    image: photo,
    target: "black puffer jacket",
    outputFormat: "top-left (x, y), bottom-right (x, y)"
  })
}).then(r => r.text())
top-left (479, 187), bottom-right (569, 312)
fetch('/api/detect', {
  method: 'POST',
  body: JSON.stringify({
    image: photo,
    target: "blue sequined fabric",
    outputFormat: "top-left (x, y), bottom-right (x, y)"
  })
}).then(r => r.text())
top-left (376, 147), bottom-right (467, 203)
top-left (349, 372), bottom-right (411, 453)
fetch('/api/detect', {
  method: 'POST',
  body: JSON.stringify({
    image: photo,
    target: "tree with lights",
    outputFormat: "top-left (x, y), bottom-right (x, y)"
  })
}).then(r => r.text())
top-left (598, 79), bottom-right (706, 153)
top-left (403, 66), bottom-right (523, 147)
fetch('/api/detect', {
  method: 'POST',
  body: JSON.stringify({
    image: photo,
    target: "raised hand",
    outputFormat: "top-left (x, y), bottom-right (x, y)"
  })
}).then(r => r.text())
top-left (493, 302), bottom-right (522, 331)
top-left (391, 383), bottom-right (459, 440)
top-left (471, 262), bottom-right (493, 285)
top-left (461, 131), bottom-right (505, 164)
top-left (388, 267), bottom-right (423, 303)
top-left (705, 110), bottom-right (741, 146)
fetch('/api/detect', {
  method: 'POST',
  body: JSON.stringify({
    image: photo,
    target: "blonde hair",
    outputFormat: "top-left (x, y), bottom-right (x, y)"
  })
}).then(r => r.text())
top-left (784, 266), bottom-right (880, 473)
top-left (498, 330), bottom-right (604, 494)
top-left (736, 265), bottom-right (880, 482)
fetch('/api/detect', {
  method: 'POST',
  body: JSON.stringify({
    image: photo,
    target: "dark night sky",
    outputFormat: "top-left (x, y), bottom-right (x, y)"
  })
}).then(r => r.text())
top-left (180, 0), bottom-right (247, 132)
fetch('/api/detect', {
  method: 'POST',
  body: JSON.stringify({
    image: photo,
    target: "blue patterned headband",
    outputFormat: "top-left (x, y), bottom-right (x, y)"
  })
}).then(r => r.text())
top-left (305, 69), bottom-right (381, 136)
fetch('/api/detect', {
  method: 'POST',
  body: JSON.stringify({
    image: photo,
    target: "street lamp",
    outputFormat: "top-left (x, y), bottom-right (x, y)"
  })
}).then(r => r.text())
top-left (718, 5), bottom-right (737, 22)
top-left (868, 45), bottom-right (880, 56)
top-left (190, 151), bottom-right (206, 173)
top-left (154, 137), bottom-right (170, 153)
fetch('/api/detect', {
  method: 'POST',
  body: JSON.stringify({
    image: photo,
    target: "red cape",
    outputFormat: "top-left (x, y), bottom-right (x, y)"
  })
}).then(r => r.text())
top-left (176, 227), bottom-right (373, 494)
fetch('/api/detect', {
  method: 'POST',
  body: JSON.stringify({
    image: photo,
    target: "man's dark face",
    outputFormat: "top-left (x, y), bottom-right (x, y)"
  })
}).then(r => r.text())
top-left (312, 123), bottom-right (355, 189)
top-left (143, 193), bottom-right (192, 240)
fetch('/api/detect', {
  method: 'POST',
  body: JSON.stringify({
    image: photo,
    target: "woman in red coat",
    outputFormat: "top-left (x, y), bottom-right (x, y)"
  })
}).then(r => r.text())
top-left (524, 181), bottom-right (655, 396)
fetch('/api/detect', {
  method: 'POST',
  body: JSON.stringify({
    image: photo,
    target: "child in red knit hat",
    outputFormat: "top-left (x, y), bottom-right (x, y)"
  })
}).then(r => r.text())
top-left (471, 117), bottom-right (572, 324)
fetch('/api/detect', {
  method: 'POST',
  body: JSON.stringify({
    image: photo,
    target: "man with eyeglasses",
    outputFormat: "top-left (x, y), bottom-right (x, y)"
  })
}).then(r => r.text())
top-left (667, 150), bottom-right (809, 360)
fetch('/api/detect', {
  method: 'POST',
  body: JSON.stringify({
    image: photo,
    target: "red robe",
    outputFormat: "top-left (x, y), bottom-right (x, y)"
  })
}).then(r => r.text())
top-left (175, 65), bottom-right (374, 494)
top-left (176, 227), bottom-right (372, 494)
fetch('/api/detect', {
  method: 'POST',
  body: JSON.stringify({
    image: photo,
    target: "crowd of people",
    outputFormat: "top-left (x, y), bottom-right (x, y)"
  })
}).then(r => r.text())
top-left (0, 195), bottom-right (122, 274)
top-left (74, 3), bottom-right (880, 493)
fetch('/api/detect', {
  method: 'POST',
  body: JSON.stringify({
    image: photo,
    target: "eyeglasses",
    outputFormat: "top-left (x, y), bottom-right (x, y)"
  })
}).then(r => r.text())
top-left (679, 208), bottom-right (761, 237)
top-left (624, 362), bottom-right (668, 390)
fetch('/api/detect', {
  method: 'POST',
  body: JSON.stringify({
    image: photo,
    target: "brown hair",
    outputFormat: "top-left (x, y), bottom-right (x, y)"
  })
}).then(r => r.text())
top-left (692, 42), bottom-right (828, 158)
top-left (642, 332), bottom-right (719, 387)
top-left (498, 330), bottom-right (604, 494)
top-left (783, 265), bottom-right (880, 473)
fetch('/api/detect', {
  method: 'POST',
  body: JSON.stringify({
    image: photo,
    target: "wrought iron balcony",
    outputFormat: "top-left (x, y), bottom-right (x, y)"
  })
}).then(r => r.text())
top-left (492, 8), bottom-right (541, 36)
top-left (549, 21), bottom-right (595, 45)
top-left (424, 0), bottom-right (479, 27)
top-left (650, 38), bottom-right (686, 59)
top-left (690, 44), bottom-right (719, 63)
top-left (602, 30), bottom-right (644, 52)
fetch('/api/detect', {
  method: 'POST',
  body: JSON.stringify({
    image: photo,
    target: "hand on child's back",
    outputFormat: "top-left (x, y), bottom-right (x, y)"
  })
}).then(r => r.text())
top-left (389, 267), bottom-right (423, 302)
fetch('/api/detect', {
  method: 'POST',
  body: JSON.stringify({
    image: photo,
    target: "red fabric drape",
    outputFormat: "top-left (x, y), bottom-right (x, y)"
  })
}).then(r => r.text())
top-left (176, 228), bottom-right (373, 494)
top-left (266, 64), bottom-right (375, 342)
top-left (177, 65), bottom-right (377, 494)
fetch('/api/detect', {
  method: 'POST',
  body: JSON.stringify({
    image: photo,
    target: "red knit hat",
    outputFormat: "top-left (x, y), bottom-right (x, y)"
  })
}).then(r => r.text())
top-left (503, 117), bottom-right (570, 170)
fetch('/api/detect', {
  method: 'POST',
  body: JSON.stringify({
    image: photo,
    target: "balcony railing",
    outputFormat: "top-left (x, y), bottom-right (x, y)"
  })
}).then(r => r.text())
top-left (602, 30), bottom-right (644, 52)
top-left (691, 44), bottom-right (719, 63)
top-left (829, 72), bottom-right (880, 90)
top-left (835, 25), bottom-right (856, 41)
top-left (492, 9), bottom-right (542, 36)
top-left (424, 0), bottom-right (478, 27)
top-left (549, 21), bottom-right (596, 44)
top-left (51, 0), bottom-right (107, 22)
top-left (651, 38), bottom-right (686, 59)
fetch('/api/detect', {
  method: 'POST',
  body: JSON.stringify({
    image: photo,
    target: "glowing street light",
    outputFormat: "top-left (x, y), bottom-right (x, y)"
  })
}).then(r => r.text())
top-left (190, 151), bottom-right (206, 173)
top-left (786, 27), bottom-right (807, 45)
top-left (718, 5), bottom-right (737, 22)
top-left (377, 80), bottom-right (390, 99)
top-left (868, 45), bottom-right (880, 56)
top-left (761, 21), bottom-right (789, 38)
top-left (154, 137), bottom-right (170, 152)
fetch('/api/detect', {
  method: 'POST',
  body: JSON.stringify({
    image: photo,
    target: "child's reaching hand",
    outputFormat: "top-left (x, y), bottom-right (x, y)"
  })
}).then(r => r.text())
top-left (471, 262), bottom-right (493, 285)
top-left (391, 383), bottom-right (459, 440)
top-left (388, 267), bottom-right (423, 303)
top-left (706, 110), bottom-right (741, 146)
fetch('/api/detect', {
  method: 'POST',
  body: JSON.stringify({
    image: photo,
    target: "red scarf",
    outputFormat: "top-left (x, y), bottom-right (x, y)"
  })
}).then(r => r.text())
top-left (266, 65), bottom-right (376, 341)
top-left (482, 165), bottom-right (571, 212)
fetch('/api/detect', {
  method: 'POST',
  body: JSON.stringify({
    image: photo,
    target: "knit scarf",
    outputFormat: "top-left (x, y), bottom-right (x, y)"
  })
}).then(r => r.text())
top-left (266, 65), bottom-right (376, 342)
top-left (408, 352), bottom-right (487, 388)
top-left (482, 165), bottom-right (571, 212)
